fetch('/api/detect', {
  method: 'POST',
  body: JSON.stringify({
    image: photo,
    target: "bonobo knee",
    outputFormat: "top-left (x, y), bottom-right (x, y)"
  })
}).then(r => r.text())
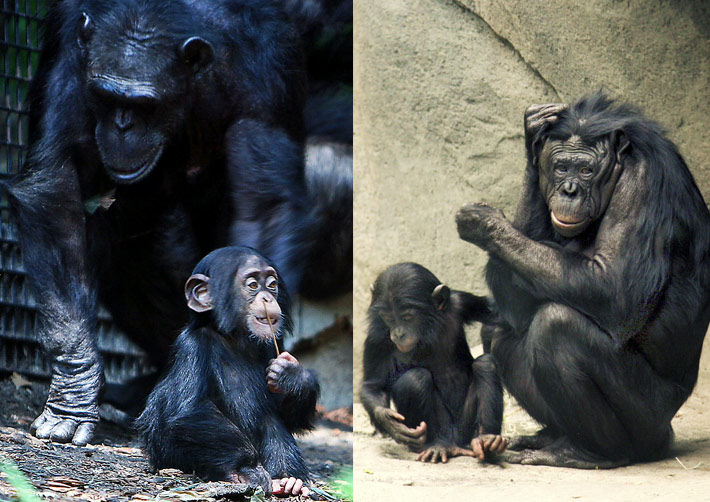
top-left (392, 368), bottom-right (433, 402)
top-left (527, 303), bottom-right (579, 350)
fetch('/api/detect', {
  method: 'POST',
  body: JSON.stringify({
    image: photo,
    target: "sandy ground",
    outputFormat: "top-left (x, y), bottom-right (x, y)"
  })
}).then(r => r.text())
top-left (0, 377), bottom-right (352, 502)
top-left (353, 342), bottom-right (710, 502)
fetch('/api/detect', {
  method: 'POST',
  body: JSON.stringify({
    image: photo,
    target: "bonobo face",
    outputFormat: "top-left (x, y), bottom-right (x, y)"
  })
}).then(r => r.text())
top-left (539, 135), bottom-right (616, 238)
top-left (378, 306), bottom-right (421, 354)
top-left (77, 12), bottom-right (213, 184)
top-left (237, 255), bottom-right (282, 341)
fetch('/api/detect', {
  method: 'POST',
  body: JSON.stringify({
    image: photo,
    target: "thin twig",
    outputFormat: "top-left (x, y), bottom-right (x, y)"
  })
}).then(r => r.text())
top-left (675, 457), bottom-right (703, 470)
top-left (263, 301), bottom-right (280, 357)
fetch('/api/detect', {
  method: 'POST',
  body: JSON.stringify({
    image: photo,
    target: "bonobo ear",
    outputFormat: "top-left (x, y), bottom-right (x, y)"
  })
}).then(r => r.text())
top-left (179, 37), bottom-right (214, 72)
top-left (184, 273), bottom-right (213, 312)
top-left (77, 12), bottom-right (93, 50)
top-left (432, 283), bottom-right (450, 311)
top-left (614, 130), bottom-right (630, 164)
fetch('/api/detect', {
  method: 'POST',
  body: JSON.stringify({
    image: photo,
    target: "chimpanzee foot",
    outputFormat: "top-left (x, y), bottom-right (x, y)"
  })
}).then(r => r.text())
top-left (272, 477), bottom-right (310, 498)
top-left (508, 426), bottom-right (559, 451)
top-left (31, 407), bottom-right (96, 446)
top-left (505, 437), bottom-right (629, 469)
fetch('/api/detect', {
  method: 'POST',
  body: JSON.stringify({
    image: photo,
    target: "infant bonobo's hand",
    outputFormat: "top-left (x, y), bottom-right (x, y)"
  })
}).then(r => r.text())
top-left (471, 434), bottom-right (508, 460)
top-left (373, 407), bottom-right (427, 447)
top-left (266, 352), bottom-right (304, 394)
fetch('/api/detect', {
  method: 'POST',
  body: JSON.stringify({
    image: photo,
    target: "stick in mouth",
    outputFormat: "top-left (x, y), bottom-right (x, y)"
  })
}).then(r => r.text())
top-left (264, 300), bottom-right (280, 357)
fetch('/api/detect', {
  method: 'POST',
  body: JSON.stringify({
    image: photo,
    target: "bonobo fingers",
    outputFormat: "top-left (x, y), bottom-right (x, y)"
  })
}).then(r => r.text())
top-left (415, 444), bottom-right (475, 463)
top-left (524, 103), bottom-right (568, 135)
top-left (31, 408), bottom-right (96, 446)
top-left (471, 434), bottom-right (508, 461)
top-left (455, 202), bottom-right (508, 250)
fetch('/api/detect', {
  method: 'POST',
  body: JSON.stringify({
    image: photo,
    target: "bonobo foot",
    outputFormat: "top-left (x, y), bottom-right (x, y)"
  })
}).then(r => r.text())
top-left (507, 426), bottom-right (559, 451)
top-left (415, 443), bottom-right (475, 464)
top-left (455, 202), bottom-right (508, 251)
top-left (505, 436), bottom-right (629, 469)
top-left (32, 358), bottom-right (103, 446)
top-left (231, 465), bottom-right (272, 496)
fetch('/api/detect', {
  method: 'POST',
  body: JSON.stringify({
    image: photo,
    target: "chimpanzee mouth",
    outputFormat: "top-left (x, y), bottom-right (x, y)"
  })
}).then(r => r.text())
top-left (249, 315), bottom-right (280, 339)
top-left (550, 211), bottom-right (590, 236)
top-left (104, 144), bottom-right (164, 184)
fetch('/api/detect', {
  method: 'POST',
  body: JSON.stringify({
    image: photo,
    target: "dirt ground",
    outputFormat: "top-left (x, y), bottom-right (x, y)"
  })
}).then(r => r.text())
top-left (354, 341), bottom-right (710, 502)
top-left (0, 376), bottom-right (352, 502)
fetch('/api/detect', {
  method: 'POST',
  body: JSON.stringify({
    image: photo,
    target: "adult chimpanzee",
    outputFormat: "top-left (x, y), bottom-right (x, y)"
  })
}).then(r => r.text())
top-left (360, 263), bottom-right (507, 463)
top-left (5, 0), bottom-right (349, 445)
top-left (136, 246), bottom-right (318, 497)
top-left (456, 93), bottom-right (710, 468)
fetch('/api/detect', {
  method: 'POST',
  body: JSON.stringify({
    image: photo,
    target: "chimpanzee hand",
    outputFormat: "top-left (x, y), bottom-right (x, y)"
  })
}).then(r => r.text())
top-left (231, 464), bottom-right (272, 496)
top-left (266, 352), bottom-right (307, 394)
top-left (31, 357), bottom-right (103, 446)
top-left (456, 202), bottom-right (509, 251)
top-left (373, 407), bottom-right (427, 447)
top-left (415, 443), bottom-right (479, 463)
top-left (471, 434), bottom-right (508, 460)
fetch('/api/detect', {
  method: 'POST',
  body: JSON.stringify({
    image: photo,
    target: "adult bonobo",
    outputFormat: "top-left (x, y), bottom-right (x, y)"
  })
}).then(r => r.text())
top-left (456, 93), bottom-right (710, 468)
top-left (5, 0), bottom-right (346, 445)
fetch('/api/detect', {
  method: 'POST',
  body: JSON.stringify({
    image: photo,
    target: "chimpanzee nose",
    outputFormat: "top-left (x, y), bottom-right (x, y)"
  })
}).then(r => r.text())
top-left (114, 108), bottom-right (133, 132)
top-left (562, 180), bottom-right (578, 197)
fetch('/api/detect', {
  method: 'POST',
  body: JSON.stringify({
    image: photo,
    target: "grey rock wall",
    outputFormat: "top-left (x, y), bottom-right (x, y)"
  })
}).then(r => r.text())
top-left (354, 0), bottom-right (710, 394)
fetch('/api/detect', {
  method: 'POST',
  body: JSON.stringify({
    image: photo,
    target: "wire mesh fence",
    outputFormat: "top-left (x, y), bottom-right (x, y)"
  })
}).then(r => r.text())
top-left (0, 0), bottom-right (155, 383)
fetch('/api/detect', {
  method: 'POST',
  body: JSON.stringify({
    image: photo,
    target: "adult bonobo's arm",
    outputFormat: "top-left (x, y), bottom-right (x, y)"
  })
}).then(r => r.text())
top-left (226, 120), bottom-right (313, 294)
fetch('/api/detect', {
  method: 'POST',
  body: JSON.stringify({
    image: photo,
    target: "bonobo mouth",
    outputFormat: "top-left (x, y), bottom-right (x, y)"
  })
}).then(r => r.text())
top-left (104, 144), bottom-right (164, 184)
top-left (550, 211), bottom-right (590, 237)
top-left (394, 340), bottom-right (417, 353)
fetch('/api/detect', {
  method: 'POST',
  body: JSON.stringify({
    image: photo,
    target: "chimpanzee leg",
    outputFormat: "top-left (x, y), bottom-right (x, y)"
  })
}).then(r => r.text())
top-left (7, 163), bottom-right (101, 445)
top-left (260, 415), bottom-right (310, 481)
top-left (225, 120), bottom-right (313, 293)
top-left (457, 354), bottom-right (503, 445)
top-left (493, 303), bottom-right (679, 467)
top-left (391, 368), bottom-right (452, 444)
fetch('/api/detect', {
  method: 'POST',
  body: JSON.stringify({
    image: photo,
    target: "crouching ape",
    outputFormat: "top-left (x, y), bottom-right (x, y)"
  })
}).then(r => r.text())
top-left (360, 263), bottom-right (506, 463)
top-left (136, 247), bottom-right (318, 497)
top-left (456, 94), bottom-right (710, 468)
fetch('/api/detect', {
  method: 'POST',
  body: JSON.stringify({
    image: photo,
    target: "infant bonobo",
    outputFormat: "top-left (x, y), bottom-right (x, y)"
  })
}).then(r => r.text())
top-left (136, 247), bottom-right (319, 497)
top-left (361, 263), bottom-right (506, 463)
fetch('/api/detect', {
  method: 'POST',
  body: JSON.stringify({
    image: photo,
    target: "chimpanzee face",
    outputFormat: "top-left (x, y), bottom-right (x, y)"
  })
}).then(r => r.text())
top-left (76, 12), bottom-right (213, 184)
top-left (235, 255), bottom-right (281, 341)
top-left (539, 135), bottom-right (618, 238)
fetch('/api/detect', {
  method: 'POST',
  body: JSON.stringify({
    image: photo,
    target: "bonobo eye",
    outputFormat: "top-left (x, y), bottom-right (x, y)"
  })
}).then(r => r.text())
top-left (246, 277), bottom-right (258, 290)
top-left (554, 165), bottom-right (568, 175)
top-left (580, 166), bottom-right (593, 176)
top-left (266, 276), bottom-right (278, 290)
top-left (401, 314), bottom-right (414, 322)
top-left (380, 313), bottom-right (394, 323)
top-left (77, 12), bottom-right (93, 50)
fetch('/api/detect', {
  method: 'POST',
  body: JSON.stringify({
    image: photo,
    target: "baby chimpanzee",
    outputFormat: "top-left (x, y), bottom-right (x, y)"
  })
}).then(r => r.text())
top-left (361, 262), bottom-right (507, 463)
top-left (137, 247), bottom-right (319, 497)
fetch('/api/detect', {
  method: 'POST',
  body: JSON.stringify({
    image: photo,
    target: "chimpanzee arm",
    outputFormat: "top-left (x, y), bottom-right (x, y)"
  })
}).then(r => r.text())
top-left (225, 119), bottom-right (313, 293)
top-left (268, 354), bottom-right (320, 432)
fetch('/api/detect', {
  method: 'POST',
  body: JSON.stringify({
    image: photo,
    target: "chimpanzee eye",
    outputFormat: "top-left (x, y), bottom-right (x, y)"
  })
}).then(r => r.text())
top-left (246, 278), bottom-right (258, 290)
top-left (266, 276), bottom-right (278, 290)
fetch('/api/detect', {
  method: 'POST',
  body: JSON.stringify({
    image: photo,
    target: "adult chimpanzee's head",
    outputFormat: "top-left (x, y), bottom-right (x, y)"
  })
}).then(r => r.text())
top-left (184, 247), bottom-right (292, 342)
top-left (368, 263), bottom-right (449, 353)
top-left (531, 94), bottom-right (630, 238)
top-left (76, 2), bottom-right (214, 183)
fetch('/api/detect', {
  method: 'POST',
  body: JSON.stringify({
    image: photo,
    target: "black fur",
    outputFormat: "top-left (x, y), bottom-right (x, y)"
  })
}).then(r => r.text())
top-left (465, 93), bottom-right (710, 467)
top-left (360, 263), bottom-right (502, 450)
top-left (136, 247), bottom-right (319, 493)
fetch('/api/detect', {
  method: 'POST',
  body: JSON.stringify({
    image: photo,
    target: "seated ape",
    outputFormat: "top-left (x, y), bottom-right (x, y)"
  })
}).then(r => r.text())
top-left (456, 93), bottom-right (710, 468)
top-left (360, 263), bottom-right (506, 463)
top-left (136, 247), bottom-right (318, 497)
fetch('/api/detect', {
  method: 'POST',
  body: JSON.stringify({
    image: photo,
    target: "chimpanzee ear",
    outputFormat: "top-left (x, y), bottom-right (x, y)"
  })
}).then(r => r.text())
top-left (179, 37), bottom-right (214, 72)
top-left (184, 273), bottom-right (213, 312)
top-left (432, 283), bottom-right (450, 311)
